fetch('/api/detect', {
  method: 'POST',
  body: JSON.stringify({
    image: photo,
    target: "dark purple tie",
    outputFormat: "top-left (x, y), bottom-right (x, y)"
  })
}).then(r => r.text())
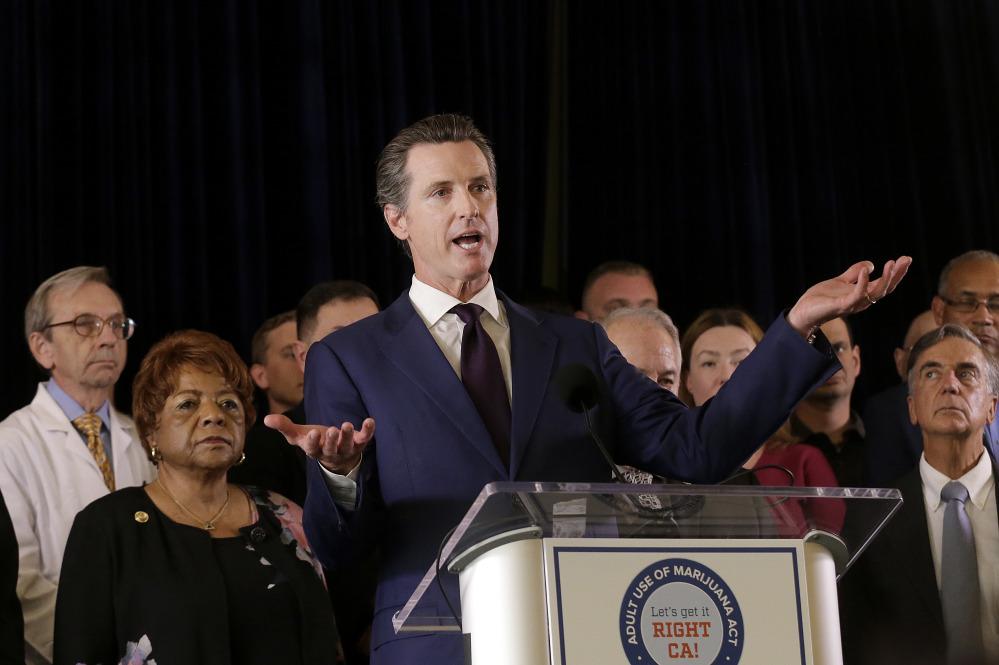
top-left (452, 304), bottom-right (511, 465)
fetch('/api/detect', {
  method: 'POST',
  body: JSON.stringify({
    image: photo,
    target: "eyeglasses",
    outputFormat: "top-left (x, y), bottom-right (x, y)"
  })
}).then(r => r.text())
top-left (43, 315), bottom-right (136, 340)
top-left (942, 297), bottom-right (999, 314)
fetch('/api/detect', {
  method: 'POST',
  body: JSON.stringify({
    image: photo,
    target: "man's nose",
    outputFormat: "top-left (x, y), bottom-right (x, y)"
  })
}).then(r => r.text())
top-left (97, 320), bottom-right (120, 345)
top-left (973, 301), bottom-right (996, 325)
top-left (456, 188), bottom-right (479, 218)
top-left (941, 370), bottom-right (961, 392)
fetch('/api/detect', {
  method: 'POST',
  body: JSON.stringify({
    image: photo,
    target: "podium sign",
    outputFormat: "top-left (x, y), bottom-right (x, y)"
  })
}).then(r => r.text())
top-left (549, 539), bottom-right (809, 664)
top-left (393, 482), bottom-right (902, 665)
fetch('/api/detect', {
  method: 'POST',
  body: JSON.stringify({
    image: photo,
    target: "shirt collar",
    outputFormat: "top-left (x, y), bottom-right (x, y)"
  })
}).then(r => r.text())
top-left (45, 378), bottom-right (111, 428)
top-left (408, 274), bottom-right (506, 328)
top-left (921, 448), bottom-right (995, 511)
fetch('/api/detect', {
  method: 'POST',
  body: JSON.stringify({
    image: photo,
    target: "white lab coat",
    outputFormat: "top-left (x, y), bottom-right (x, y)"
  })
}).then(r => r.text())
top-left (0, 384), bottom-right (156, 663)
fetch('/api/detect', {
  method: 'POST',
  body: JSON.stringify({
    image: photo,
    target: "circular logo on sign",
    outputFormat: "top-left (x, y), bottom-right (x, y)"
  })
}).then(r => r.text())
top-left (619, 558), bottom-right (743, 664)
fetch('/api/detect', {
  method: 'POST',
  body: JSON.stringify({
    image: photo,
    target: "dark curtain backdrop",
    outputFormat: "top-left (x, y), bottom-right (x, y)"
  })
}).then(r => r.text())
top-left (2, 0), bottom-right (998, 415)
top-left (561, 0), bottom-right (999, 404)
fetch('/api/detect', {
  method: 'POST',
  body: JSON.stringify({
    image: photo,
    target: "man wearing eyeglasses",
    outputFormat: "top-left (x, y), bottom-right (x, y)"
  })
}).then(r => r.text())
top-left (932, 250), bottom-right (999, 354)
top-left (931, 250), bottom-right (999, 464)
top-left (0, 266), bottom-right (155, 665)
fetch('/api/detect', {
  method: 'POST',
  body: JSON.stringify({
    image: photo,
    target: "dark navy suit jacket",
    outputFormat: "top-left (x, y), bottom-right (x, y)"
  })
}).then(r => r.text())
top-left (863, 383), bottom-right (924, 486)
top-left (302, 290), bottom-right (838, 664)
top-left (840, 462), bottom-right (999, 665)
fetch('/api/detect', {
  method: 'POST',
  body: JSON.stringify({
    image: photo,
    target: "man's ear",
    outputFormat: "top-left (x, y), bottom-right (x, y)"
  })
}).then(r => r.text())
top-left (852, 344), bottom-right (862, 376)
top-left (249, 363), bottom-right (269, 391)
top-left (987, 395), bottom-right (998, 426)
top-left (930, 296), bottom-right (946, 325)
top-left (384, 205), bottom-right (409, 241)
top-left (907, 395), bottom-right (918, 426)
top-left (292, 340), bottom-right (308, 375)
top-left (893, 347), bottom-right (908, 382)
top-left (28, 331), bottom-right (55, 371)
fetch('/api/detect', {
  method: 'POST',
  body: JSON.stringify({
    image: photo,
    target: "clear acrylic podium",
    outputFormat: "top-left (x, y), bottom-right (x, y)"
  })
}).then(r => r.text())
top-left (392, 481), bottom-right (902, 665)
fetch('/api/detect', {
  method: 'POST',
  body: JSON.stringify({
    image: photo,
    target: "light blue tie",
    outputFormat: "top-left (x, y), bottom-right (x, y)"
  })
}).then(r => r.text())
top-left (940, 481), bottom-right (984, 665)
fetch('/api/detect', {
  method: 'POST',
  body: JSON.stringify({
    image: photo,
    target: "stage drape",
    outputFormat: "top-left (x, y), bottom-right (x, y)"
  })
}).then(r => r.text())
top-left (2, 0), bottom-right (998, 413)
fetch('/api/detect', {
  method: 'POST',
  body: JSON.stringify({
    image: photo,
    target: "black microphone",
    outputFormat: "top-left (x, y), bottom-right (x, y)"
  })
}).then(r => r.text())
top-left (556, 364), bottom-right (632, 487)
top-left (557, 363), bottom-right (601, 413)
top-left (555, 364), bottom-right (703, 524)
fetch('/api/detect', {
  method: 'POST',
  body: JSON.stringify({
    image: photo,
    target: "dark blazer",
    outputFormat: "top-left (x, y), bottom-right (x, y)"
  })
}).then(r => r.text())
top-left (302, 290), bottom-right (838, 665)
top-left (863, 383), bottom-right (924, 486)
top-left (840, 462), bottom-right (999, 665)
top-left (230, 403), bottom-right (309, 506)
top-left (0, 487), bottom-right (24, 665)
top-left (54, 486), bottom-right (341, 665)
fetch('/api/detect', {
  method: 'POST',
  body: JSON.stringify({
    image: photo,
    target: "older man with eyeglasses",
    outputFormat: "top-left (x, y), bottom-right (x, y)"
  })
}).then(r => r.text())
top-left (930, 250), bottom-right (999, 462)
top-left (0, 266), bottom-right (155, 665)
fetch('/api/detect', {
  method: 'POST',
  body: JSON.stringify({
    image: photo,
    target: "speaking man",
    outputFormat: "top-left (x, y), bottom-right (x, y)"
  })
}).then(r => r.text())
top-left (272, 114), bottom-right (910, 665)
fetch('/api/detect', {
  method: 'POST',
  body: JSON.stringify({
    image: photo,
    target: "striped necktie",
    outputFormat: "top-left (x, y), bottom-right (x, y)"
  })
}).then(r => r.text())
top-left (72, 413), bottom-right (115, 492)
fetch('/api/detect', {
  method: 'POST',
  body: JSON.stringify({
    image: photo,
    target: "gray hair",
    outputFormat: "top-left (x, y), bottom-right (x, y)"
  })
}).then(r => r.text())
top-left (600, 306), bottom-right (682, 367)
top-left (937, 250), bottom-right (999, 298)
top-left (906, 323), bottom-right (999, 395)
top-left (24, 266), bottom-right (118, 343)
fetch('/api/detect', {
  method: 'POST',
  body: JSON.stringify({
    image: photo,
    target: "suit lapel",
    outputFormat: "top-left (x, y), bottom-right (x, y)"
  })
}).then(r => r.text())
top-left (887, 470), bottom-right (945, 625)
top-left (502, 295), bottom-right (558, 478)
top-left (985, 422), bottom-right (999, 464)
top-left (377, 293), bottom-right (508, 476)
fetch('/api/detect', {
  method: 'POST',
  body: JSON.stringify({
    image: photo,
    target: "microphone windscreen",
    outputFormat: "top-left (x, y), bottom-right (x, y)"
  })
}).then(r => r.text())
top-left (557, 363), bottom-right (601, 413)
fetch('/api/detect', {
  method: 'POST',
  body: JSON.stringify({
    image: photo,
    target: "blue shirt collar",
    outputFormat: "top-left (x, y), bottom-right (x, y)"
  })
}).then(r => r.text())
top-left (45, 378), bottom-right (112, 428)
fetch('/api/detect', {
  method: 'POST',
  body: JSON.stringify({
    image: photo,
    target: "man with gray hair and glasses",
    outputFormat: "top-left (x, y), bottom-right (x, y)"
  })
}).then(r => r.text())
top-left (931, 249), bottom-right (999, 461)
top-left (0, 266), bottom-right (155, 664)
top-left (841, 324), bottom-right (999, 664)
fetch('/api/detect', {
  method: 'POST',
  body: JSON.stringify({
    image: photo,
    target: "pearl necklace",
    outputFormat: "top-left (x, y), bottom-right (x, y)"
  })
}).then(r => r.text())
top-left (157, 479), bottom-right (231, 531)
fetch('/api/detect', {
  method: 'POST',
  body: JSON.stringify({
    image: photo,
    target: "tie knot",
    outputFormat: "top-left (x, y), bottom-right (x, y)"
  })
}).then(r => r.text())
top-left (451, 303), bottom-right (484, 325)
top-left (72, 413), bottom-right (103, 437)
top-left (941, 480), bottom-right (970, 504)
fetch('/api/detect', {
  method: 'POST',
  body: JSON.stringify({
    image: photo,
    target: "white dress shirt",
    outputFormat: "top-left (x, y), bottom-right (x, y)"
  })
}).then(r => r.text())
top-left (920, 450), bottom-right (999, 660)
top-left (407, 274), bottom-right (512, 400)
top-left (321, 274), bottom-right (512, 505)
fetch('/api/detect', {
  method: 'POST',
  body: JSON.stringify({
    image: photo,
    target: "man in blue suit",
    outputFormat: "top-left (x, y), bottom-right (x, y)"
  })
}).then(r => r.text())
top-left (272, 114), bottom-right (910, 664)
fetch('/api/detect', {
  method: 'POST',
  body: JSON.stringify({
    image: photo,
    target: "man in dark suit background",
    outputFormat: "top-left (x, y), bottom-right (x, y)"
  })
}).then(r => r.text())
top-left (841, 324), bottom-right (999, 664)
top-left (271, 113), bottom-right (910, 665)
top-left (863, 309), bottom-right (937, 486)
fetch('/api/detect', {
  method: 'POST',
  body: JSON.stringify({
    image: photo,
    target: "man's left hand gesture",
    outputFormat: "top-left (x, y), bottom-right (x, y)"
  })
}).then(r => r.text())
top-left (787, 256), bottom-right (912, 340)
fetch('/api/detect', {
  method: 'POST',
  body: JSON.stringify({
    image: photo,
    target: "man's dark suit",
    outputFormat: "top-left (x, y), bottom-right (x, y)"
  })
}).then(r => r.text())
top-left (863, 383), bottom-right (924, 486)
top-left (302, 290), bottom-right (838, 665)
top-left (229, 403), bottom-right (309, 506)
top-left (840, 462), bottom-right (999, 665)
